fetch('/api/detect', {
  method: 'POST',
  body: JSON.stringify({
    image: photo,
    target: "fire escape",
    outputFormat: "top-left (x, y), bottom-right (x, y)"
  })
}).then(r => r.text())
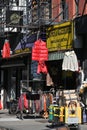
top-left (0, 1), bottom-right (6, 37)
top-left (0, 0), bottom-right (69, 35)
top-left (0, 0), bottom-right (87, 36)
top-left (0, 0), bottom-right (52, 39)
top-left (25, 0), bottom-right (51, 33)
top-left (0, 0), bottom-right (21, 36)
top-left (0, 1), bottom-right (53, 32)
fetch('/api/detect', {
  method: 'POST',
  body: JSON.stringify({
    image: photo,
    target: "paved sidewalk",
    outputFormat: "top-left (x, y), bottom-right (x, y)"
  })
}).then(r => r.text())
top-left (0, 109), bottom-right (87, 130)
top-left (0, 109), bottom-right (46, 121)
top-left (0, 109), bottom-right (13, 117)
top-left (0, 109), bottom-right (19, 121)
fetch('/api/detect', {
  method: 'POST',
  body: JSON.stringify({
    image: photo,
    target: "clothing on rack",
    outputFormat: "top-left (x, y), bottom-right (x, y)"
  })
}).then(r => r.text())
top-left (35, 100), bottom-right (40, 113)
top-left (24, 94), bottom-right (28, 109)
top-left (18, 94), bottom-right (24, 111)
top-left (21, 92), bottom-right (54, 114)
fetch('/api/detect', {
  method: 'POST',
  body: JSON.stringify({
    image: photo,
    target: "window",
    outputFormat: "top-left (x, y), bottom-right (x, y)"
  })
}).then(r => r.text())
top-left (31, 0), bottom-right (51, 25)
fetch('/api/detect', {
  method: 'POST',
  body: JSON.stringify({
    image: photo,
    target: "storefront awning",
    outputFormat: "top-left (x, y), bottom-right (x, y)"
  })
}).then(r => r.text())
top-left (48, 51), bottom-right (65, 61)
top-left (14, 33), bottom-right (37, 54)
top-left (14, 31), bottom-right (46, 54)
top-left (1, 63), bottom-right (25, 68)
top-left (0, 55), bottom-right (28, 68)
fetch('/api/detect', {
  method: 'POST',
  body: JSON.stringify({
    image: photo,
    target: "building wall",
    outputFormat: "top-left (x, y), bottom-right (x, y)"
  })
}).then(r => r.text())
top-left (52, 0), bottom-right (87, 23)
top-left (66, 0), bottom-right (75, 19)
top-left (52, 0), bottom-right (60, 22)
top-left (79, 0), bottom-right (87, 15)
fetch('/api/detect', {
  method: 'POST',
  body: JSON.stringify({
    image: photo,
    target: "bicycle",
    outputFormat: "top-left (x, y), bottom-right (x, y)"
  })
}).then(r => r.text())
top-left (9, 99), bottom-right (18, 115)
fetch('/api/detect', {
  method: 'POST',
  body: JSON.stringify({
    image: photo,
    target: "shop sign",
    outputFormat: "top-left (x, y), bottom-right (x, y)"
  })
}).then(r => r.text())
top-left (15, 48), bottom-right (30, 54)
top-left (6, 10), bottom-right (23, 27)
top-left (46, 21), bottom-right (73, 52)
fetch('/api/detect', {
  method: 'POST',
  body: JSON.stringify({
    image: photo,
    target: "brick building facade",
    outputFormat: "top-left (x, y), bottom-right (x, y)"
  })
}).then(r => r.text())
top-left (52, 0), bottom-right (87, 22)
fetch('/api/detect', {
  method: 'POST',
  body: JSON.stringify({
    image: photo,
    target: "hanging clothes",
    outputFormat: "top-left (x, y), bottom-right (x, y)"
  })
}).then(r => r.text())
top-left (37, 61), bottom-right (48, 74)
top-left (2, 39), bottom-right (11, 58)
top-left (78, 68), bottom-right (84, 84)
top-left (62, 50), bottom-right (79, 71)
top-left (23, 94), bottom-right (28, 109)
top-left (35, 100), bottom-right (40, 113)
top-left (0, 100), bottom-right (2, 110)
top-left (18, 94), bottom-right (24, 111)
top-left (31, 60), bottom-right (42, 80)
top-left (43, 94), bottom-right (47, 112)
top-left (32, 39), bottom-right (48, 74)
top-left (46, 73), bottom-right (54, 86)
top-left (76, 67), bottom-right (85, 92)
top-left (32, 39), bottom-right (48, 61)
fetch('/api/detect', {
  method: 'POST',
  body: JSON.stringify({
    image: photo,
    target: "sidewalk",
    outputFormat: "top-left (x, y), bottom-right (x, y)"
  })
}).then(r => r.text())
top-left (0, 109), bottom-right (12, 117)
top-left (0, 109), bottom-right (47, 121)
top-left (0, 109), bottom-right (86, 130)
top-left (0, 109), bottom-right (49, 130)
top-left (0, 109), bottom-right (19, 121)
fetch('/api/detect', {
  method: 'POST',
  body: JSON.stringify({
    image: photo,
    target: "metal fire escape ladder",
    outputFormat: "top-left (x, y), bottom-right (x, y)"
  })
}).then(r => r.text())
top-left (26, 0), bottom-right (51, 29)
top-left (0, 0), bottom-right (69, 33)
top-left (0, 2), bottom-right (5, 37)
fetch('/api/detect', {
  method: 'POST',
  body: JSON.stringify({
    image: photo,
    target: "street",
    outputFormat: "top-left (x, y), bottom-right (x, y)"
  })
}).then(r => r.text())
top-left (0, 110), bottom-right (87, 130)
top-left (0, 118), bottom-right (49, 130)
